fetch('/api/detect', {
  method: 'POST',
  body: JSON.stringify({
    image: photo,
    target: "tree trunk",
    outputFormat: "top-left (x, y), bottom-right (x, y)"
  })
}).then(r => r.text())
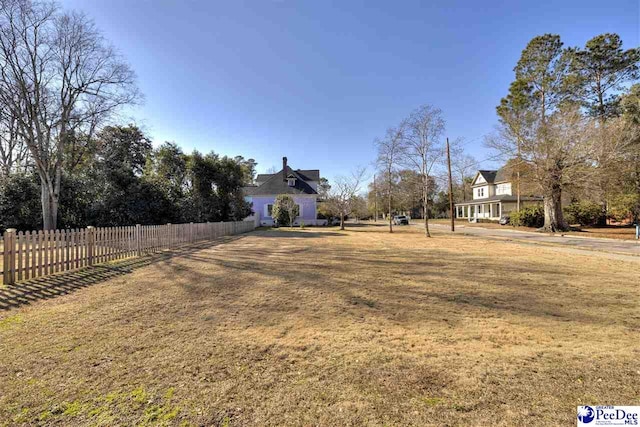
top-left (40, 173), bottom-right (59, 230)
top-left (423, 199), bottom-right (430, 237)
top-left (340, 213), bottom-right (345, 231)
top-left (541, 183), bottom-right (568, 232)
top-left (423, 177), bottom-right (431, 237)
top-left (388, 192), bottom-right (393, 233)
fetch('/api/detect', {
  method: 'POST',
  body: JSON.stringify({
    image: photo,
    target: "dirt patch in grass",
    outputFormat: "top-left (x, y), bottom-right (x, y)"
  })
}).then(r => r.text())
top-left (0, 225), bottom-right (638, 426)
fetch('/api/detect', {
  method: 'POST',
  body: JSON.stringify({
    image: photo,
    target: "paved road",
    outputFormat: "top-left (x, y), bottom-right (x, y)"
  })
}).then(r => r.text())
top-left (425, 222), bottom-right (640, 259)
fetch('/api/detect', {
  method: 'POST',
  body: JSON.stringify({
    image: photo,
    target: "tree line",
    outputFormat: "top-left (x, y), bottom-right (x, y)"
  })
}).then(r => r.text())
top-left (489, 32), bottom-right (640, 231)
top-left (372, 105), bottom-right (476, 236)
top-left (0, 0), bottom-right (254, 232)
top-left (0, 123), bottom-right (255, 232)
top-left (370, 32), bottom-right (639, 234)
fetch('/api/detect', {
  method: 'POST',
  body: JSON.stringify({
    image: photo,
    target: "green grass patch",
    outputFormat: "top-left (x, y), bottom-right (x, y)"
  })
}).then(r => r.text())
top-left (0, 315), bottom-right (22, 330)
top-left (422, 396), bottom-right (443, 406)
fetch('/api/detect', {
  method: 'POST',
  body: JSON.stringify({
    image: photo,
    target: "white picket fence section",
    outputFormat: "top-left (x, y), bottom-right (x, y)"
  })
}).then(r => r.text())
top-left (1, 221), bottom-right (254, 285)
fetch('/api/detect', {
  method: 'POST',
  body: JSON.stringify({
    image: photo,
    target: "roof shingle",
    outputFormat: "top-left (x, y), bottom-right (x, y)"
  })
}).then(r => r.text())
top-left (247, 166), bottom-right (318, 196)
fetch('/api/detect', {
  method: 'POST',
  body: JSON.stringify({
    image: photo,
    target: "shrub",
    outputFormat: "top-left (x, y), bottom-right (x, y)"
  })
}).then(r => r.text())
top-left (608, 194), bottom-right (640, 223)
top-left (0, 173), bottom-right (42, 232)
top-left (563, 201), bottom-right (603, 226)
top-left (271, 194), bottom-right (299, 227)
top-left (509, 205), bottom-right (544, 228)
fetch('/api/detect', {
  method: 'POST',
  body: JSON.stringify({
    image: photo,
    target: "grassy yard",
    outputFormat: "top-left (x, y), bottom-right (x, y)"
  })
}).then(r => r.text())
top-left (0, 225), bottom-right (638, 426)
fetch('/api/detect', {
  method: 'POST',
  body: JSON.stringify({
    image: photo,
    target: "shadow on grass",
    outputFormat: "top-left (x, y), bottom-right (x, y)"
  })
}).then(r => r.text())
top-left (0, 235), bottom-right (247, 311)
top-left (253, 229), bottom-right (346, 238)
top-left (158, 233), bottom-right (618, 328)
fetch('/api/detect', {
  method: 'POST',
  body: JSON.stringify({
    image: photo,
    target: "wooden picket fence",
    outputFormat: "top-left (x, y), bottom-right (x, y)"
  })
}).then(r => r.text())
top-left (1, 221), bottom-right (254, 285)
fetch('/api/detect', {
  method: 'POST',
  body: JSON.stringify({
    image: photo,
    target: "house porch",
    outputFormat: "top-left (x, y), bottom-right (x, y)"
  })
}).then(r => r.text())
top-left (454, 202), bottom-right (503, 220)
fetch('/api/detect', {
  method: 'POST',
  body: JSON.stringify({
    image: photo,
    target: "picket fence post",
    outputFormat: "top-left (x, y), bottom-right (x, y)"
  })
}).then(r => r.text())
top-left (3, 228), bottom-right (16, 285)
top-left (135, 224), bottom-right (142, 257)
top-left (87, 226), bottom-right (95, 266)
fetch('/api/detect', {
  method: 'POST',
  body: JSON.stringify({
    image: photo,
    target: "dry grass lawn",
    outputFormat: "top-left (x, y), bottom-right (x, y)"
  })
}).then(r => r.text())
top-left (0, 225), bottom-right (639, 426)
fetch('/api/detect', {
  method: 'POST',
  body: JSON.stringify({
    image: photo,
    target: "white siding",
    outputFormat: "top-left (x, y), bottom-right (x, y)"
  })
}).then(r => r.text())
top-left (473, 185), bottom-right (489, 199)
top-left (496, 183), bottom-right (512, 196)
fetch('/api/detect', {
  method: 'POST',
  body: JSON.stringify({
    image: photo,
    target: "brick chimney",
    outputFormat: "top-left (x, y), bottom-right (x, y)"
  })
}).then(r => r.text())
top-left (282, 156), bottom-right (287, 181)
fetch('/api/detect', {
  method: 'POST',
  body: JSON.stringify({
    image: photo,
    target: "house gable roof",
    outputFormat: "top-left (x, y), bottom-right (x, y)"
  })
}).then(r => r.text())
top-left (248, 166), bottom-right (318, 196)
top-left (255, 169), bottom-right (319, 183)
top-left (472, 168), bottom-right (510, 186)
top-left (493, 168), bottom-right (509, 183)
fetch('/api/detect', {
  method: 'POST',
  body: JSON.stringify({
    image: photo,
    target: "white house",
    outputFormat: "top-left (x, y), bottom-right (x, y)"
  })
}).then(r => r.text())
top-left (454, 169), bottom-right (543, 221)
top-left (243, 157), bottom-right (327, 226)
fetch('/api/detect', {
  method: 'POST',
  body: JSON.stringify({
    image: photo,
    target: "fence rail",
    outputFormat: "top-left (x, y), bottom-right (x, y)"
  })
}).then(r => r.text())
top-left (1, 221), bottom-right (254, 285)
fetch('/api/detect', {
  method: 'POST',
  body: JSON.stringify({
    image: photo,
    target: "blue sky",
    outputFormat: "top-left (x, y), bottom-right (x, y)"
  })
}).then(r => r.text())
top-left (60, 0), bottom-right (639, 182)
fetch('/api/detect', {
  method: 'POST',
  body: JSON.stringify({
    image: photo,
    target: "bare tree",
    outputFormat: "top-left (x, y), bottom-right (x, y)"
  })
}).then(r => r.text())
top-left (449, 139), bottom-right (477, 203)
top-left (401, 105), bottom-right (445, 237)
top-left (0, 0), bottom-right (140, 229)
top-left (376, 126), bottom-right (404, 233)
top-left (350, 195), bottom-right (368, 223)
top-left (326, 167), bottom-right (366, 230)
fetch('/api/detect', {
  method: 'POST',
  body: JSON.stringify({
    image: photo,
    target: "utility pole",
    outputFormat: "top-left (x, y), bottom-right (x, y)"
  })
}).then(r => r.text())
top-left (373, 174), bottom-right (378, 222)
top-left (446, 137), bottom-right (455, 232)
top-left (516, 138), bottom-right (521, 212)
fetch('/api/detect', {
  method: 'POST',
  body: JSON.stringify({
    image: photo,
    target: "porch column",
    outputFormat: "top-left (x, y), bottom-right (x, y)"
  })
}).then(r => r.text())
top-left (490, 203), bottom-right (494, 218)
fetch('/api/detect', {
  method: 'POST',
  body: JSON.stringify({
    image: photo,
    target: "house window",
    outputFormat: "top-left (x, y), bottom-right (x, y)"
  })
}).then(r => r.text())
top-left (287, 178), bottom-right (296, 187)
top-left (496, 183), bottom-right (512, 195)
top-left (478, 187), bottom-right (484, 197)
top-left (264, 203), bottom-right (302, 218)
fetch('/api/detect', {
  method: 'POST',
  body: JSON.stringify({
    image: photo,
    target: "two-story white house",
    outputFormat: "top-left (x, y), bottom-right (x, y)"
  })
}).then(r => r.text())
top-left (242, 157), bottom-right (327, 227)
top-left (454, 168), bottom-right (543, 221)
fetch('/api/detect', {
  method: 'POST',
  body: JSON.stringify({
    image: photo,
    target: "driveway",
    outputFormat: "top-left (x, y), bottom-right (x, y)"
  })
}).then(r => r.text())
top-left (426, 222), bottom-right (640, 259)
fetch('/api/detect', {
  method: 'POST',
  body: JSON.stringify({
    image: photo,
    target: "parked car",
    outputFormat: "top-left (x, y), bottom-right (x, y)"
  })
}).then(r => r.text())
top-left (330, 217), bottom-right (341, 226)
top-left (393, 215), bottom-right (410, 225)
top-left (499, 214), bottom-right (510, 225)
